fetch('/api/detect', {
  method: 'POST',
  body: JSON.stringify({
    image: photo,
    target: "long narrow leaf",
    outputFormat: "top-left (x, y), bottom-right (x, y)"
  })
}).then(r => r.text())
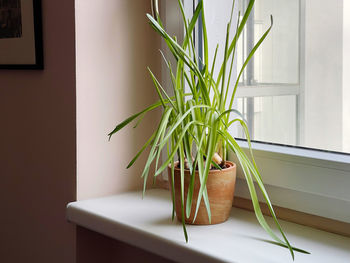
top-left (108, 101), bottom-right (164, 139)
top-left (126, 131), bottom-right (156, 169)
top-left (216, 0), bottom-right (256, 85)
top-left (141, 108), bottom-right (173, 197)
top-left (193, 112), bottom-right (220, 222)
top-left (224, 131), bottom-right (310, 258)
top-left (228, 15), bottom-right (273, 111)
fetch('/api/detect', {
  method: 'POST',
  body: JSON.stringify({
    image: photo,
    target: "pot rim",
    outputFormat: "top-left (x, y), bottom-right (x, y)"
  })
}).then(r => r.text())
top-left (169, 160), bottom-right (236, 173)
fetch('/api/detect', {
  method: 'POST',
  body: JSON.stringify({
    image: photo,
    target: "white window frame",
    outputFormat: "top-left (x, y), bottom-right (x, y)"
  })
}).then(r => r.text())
top-left (162, 0), bottom-right (350, 224)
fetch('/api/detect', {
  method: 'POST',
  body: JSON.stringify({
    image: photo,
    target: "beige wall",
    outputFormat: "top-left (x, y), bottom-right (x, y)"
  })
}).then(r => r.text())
top-left (0, 1), bottom-right (76, 263)
top-left (76, 0), bottom-right (161, 200)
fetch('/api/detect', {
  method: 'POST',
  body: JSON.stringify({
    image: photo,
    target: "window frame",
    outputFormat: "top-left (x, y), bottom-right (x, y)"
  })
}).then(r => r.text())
top-left (162, 0), bottom-right (350, 224)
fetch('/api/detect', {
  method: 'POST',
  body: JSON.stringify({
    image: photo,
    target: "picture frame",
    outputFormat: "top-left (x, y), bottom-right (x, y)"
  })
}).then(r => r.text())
top-left (0, 0), bottom-right (43, 69)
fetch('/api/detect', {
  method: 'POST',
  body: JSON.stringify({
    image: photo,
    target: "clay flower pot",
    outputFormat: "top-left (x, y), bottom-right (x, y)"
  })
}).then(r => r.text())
top-left (168, 161), bottom-right (237, 225)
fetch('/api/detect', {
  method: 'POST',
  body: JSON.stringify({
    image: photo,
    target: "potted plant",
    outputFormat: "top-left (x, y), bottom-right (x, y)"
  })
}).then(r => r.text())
top-left (109, 0), bottom-right (308, 259)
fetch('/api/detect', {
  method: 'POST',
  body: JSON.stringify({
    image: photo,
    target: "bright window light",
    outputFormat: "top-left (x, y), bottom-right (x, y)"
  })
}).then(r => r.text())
top-left (204, 0), bottom-right (350, 154)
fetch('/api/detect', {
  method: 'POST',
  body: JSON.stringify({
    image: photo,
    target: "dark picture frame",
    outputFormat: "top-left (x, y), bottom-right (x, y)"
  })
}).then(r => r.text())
top-left (0, 0), bottom-right (43, 69)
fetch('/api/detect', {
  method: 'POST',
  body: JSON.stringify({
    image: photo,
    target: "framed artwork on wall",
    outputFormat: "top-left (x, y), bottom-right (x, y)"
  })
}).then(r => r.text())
top-left (0, 0), bottom-right (43, 69)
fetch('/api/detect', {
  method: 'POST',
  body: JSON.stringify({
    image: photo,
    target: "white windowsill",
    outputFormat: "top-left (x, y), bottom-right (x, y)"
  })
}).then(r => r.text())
top-left (67, 189), bottom-right (350, 263)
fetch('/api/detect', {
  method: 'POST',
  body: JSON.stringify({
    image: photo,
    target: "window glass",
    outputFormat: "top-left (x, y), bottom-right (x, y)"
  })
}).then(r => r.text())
top-left (204, 0), bottom-right (350, 153)
top-left (236, 95), bottom-right (297, 145)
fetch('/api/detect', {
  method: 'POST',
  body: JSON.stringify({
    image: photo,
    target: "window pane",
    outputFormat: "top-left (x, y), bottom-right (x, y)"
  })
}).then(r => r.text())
top-left (204, 0), bottom-right (350, 153)
top-left (236, 95), bottom-right (297, 145)
top-left (238, 0), bottom-right (299, 85)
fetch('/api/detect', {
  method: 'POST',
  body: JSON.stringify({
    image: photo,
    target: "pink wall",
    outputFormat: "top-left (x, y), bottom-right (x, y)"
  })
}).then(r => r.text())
top-left (75, 0), bottom-right (167, 261)
top-left (76, 0), bottom-right (161, 200)
top-left (0, 1), bottom-right (76, 262)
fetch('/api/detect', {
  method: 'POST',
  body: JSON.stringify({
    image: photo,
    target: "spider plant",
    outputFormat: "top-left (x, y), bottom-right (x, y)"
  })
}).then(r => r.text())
top-left (109, 0), bottom-right (309, 259)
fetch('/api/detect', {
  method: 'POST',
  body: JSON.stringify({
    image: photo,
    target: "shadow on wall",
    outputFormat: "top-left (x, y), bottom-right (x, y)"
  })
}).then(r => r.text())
top-left (77, 226), bottom-right (175, 263)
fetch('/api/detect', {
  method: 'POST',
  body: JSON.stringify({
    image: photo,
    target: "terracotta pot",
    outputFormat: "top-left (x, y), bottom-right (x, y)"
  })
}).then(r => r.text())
top-left (168, 161), bottom-right (236, 225)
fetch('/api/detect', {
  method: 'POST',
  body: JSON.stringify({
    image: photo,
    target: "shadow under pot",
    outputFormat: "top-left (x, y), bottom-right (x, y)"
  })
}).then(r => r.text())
top-left (168, 161), bottom-right (237, 225)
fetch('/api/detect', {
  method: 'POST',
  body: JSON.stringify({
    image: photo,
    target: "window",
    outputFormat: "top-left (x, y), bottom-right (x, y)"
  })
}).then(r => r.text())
top-left (236, 0), bottom-right (300, 147)
top-left (231, 0), bottom-right (349, 154)
top-left (171, 0), bottom-right (350, 223)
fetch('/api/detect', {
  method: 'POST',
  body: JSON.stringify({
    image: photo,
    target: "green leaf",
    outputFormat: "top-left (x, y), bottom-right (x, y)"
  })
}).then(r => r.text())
top-left (154, 120), bottom-right (205, 177)
top-left (193, 112), bottom-right (220, 223)
top-left (108, 101), bottom-right (163, 140)
top-left (141, 107), bottom-right (173, 197)
top-left (126, 131), bottom-right (156, 169)
top-left (217, 0), bottom-right (256, 85)
top-left (178, 142), bottom-right (188, 242)
top-left (229, 15), bottom-right (274, 111)
top-left (224, 131), bottom-right (309, 258)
